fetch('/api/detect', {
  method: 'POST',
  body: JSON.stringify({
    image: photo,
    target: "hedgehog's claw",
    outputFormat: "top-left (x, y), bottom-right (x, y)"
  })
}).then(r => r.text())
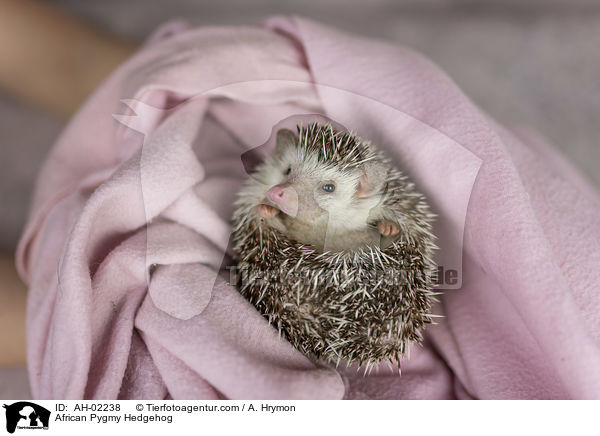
top-left (258, 204), bottom-right (280, 219)
top-left (378, 220), bottom-right (400, 237)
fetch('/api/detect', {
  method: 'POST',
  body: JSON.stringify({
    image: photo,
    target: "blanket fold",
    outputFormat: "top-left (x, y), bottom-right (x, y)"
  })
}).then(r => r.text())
top-left (17, 16), bottom-right (600, 399)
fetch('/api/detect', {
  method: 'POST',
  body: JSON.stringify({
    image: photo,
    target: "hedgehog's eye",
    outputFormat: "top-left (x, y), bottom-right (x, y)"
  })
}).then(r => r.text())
top-left (322, 183), bottom-right (336, 193)
top-left (284, 166), bottom-right (291, 176)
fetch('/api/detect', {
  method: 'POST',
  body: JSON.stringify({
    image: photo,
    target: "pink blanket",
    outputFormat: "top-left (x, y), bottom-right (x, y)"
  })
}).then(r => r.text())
top-left (16, 16), bottom-right (600, 399)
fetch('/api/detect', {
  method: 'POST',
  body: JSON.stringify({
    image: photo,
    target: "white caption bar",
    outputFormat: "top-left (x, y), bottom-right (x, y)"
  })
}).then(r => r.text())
top-left (1, 400), bottom-right (597, 436)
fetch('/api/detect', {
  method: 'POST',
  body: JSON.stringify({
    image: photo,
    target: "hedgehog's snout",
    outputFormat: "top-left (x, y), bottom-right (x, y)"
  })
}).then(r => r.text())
top-left (267, 183), bottom-right (298, 217)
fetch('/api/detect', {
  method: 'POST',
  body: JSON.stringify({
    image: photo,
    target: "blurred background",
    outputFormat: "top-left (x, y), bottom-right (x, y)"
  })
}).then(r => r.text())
top-left (1, 0), bottom-right (598, 398)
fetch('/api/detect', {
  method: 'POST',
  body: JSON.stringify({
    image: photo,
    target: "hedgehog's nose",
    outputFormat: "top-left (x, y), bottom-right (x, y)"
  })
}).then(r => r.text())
top-left (267, 184), bottom-right (298, 217)
top-left (267, 186), bottom-right (285, 201)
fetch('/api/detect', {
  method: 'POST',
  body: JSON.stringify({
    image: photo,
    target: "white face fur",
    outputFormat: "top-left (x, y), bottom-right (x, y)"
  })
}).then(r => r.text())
top-left (254, 130), bottom-right (387, 234)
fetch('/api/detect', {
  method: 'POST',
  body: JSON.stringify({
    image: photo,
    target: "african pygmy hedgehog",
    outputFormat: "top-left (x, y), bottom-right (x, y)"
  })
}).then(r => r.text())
top-left (231, 122), bottom-right (437, 369)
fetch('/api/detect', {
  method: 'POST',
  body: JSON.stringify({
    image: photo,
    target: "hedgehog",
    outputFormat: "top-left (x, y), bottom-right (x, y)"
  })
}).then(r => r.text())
top-left (231, 122), bottom-right (437, 370)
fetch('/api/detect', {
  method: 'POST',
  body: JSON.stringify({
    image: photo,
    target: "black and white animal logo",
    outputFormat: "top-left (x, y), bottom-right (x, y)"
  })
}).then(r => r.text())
top-left (3, 402), bottom-right (50, 433)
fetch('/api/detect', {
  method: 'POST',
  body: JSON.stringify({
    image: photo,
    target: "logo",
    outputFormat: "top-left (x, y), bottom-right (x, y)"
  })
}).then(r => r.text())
top-left (3, 402), bottom-right (50, 433)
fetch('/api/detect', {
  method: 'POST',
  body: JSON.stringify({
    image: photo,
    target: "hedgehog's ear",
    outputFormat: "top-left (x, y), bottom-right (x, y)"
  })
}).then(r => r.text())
top-left (275, 129), bottom-right (297, 154)
top-left (355, 161), bottom-right (387, 198)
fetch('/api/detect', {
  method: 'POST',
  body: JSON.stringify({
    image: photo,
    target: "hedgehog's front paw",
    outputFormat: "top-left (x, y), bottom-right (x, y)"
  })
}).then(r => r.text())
top-left (258, 204), bottom-right (279, 219)
top-left (377, 219), bottom-right (400, 237)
